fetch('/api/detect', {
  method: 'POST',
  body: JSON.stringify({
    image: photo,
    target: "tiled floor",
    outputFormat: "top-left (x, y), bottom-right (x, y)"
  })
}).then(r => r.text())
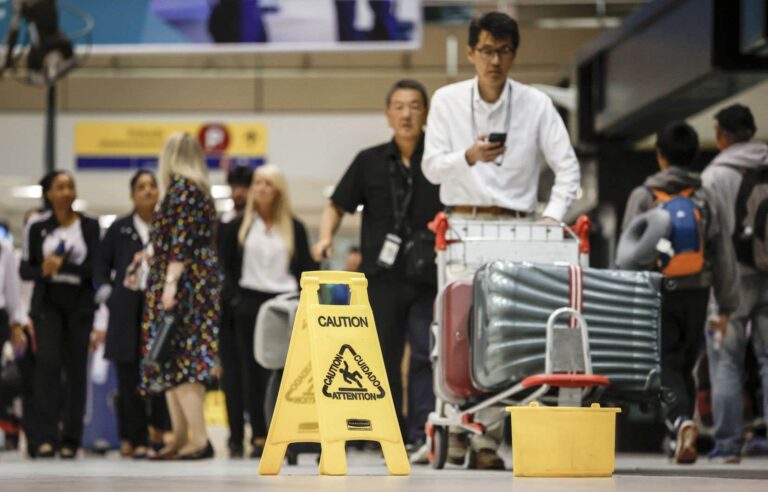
top-left (0, 451), bottom-right (766, 491)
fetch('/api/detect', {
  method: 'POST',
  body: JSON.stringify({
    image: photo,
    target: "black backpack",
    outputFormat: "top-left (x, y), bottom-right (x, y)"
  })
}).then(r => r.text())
top-left (726, 164), bottom-right (768, 271)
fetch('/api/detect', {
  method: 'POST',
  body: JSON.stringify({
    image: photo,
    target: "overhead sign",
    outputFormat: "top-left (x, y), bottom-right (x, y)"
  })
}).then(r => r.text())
top-left (74, 122), bottom-right (267, 170)
top-left (0, 1), bottom-right (422, 54)
top-left (258, 271), bottom-right (409, 476)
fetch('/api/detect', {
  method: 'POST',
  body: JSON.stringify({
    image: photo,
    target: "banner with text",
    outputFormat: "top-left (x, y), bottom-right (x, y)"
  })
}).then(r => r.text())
top-left (75, 122), bottom-right (267, 170)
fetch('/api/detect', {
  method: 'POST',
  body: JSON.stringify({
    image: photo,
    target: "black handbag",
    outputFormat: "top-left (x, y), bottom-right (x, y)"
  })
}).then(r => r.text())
top-left (146, 314), bottom-right (176, 365)
top-left (385, 158), bottom-right (437, 284)
top-left (403, 229), bottom-right (437, 284)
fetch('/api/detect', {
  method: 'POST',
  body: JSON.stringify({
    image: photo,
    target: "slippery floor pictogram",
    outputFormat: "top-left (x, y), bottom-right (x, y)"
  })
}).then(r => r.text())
top-left (322, 344), bottom-right (386, 401)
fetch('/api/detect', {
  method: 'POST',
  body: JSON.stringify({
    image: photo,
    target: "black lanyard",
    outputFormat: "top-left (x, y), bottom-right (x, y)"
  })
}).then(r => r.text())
top-left (470, 80), bottom-right (513, 141)
top-left (388, 156), bottom-right (413, 236)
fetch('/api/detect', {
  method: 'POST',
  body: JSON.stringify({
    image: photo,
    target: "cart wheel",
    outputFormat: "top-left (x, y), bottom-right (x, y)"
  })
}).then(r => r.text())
top-left (431, 426), bottom-right (448, 470)
top-left (286, 448), bottom-right (298, 466)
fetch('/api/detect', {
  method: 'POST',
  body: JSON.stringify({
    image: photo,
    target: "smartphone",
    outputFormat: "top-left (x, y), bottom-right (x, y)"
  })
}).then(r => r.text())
top-left (487, 133), bottom-right (507, 145)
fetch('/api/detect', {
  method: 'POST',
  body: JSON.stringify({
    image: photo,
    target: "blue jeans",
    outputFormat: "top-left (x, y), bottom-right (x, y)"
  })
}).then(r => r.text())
top-left (706, 270), bottom-right (768, 454)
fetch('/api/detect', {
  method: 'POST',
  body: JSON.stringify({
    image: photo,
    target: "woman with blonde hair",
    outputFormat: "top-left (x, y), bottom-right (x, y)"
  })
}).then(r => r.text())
top-left (221, 163), bottom-right (316, 458)
top-left (141, 132), bottom-right (220, 460)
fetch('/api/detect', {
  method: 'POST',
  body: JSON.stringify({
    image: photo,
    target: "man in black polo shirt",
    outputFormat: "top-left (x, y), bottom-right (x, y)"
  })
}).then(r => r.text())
top-left (312, 79), bottom-right (442, 461)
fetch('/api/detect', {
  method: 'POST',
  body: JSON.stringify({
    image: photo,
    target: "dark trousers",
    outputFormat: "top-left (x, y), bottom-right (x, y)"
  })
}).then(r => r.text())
top-left (33, 284), bottom-right (93, 449)
top-left (0, 310), bottom-right (38, 451)
top-left (115, 361), bottom-right (148, 447)
top-left (660, 286), bottom-right (710, 427)
top-left (234, 289), bottom-right (277, 441)
top-left (219, 304), bottom-right (246, 448)
top-left (17, 347), bottom-right (37, 450)
top-left (368, 276), bottom-right (436, 444)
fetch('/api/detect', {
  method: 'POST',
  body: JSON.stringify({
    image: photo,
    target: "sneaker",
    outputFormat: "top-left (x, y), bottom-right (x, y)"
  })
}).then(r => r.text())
top-left (708, 447), bottom-right (741, 464)
top-left (674, 420), bottom-right (698, 464)
top-left (468, 449), bottom-right (505, 470)
top-left (447, 432), bottom-right (468, 466)
top-left (744, 437), bottom-right (768, 456)
top-left (408, 441), bottom-right (430, 465)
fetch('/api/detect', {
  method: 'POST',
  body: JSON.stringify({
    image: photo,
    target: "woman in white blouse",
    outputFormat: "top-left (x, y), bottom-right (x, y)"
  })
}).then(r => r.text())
top-left (220, 164), bottom-right (316, 458)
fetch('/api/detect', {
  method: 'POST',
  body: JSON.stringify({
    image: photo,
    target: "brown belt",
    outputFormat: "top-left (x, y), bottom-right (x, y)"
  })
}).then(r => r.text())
top-left (450, 205), bottom-right (529, 218)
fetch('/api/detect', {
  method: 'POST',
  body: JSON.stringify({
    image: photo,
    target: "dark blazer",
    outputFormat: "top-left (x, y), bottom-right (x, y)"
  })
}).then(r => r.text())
top-left (93, 214), bottom-right (146, 363)
top-left (221, 216), bottom-right (318, 303)
top-left (20, 212), bottom-right (100, 315)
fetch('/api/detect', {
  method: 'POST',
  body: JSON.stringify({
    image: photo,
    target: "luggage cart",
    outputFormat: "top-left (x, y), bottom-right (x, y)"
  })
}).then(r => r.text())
top-left (425, 213), bottom-right (595, 469)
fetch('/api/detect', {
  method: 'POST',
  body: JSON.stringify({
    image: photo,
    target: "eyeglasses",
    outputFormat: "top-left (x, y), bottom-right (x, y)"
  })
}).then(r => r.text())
top-left (474, 45), bottom-right (515, 61)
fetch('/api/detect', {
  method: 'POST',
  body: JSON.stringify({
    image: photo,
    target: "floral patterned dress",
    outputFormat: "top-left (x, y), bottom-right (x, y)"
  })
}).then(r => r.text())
top-left (141, 174), bottom-right (220, 392)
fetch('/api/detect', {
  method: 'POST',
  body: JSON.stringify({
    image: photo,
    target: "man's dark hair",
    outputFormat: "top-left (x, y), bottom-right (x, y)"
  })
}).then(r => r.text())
top-left (39, 170), bottom-right (71, 210)
top-left (385, 79), bottom-right (429, 110)
top-left (715, 104), bottom-right (756, 143)
top-left (469, 12), bottom-right (520, 51)
top-left (226, 165), bottom-right (254, 187)
top-left (129, 170), bottom-right (157, 192)
top-left (656, 121), bottom-right (699, 168)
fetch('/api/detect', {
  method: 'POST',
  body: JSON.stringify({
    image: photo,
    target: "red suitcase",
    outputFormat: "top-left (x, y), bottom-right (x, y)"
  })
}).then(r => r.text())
top-left (439, 281), bottom-right (483, 402)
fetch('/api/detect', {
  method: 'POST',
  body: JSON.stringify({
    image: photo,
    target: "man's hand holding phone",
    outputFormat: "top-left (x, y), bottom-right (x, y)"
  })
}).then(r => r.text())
top-left (465, 132), bottom-right (507, 166)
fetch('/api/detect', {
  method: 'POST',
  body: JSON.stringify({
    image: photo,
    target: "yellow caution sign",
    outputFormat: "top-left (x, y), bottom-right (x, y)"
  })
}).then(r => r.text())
top-left (258, 271), bottom-right (410, 476)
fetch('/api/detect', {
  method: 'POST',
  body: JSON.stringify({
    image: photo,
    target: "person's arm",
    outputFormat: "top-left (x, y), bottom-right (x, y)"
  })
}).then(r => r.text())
top-left (313, 154), bottom-right (365, 261)
top-left (219, 219), bottom-right (242, 304)
top-left (92, 220), bottom-right (117, 290)
top-left (311, 202), bottom-right (345, 262)
top-left (293, 220), bottom-right (320, 282)
top-left (2, 1), bottom-right (22, 71)
top-left (2, 241), bottom-right (27, 326)
top-left (538, 99), bottom-right (581, 222)
top-left (422, 90), bottom-right (470, 184)
top-left (19, 221), bottom-right (42, 281)
top-left (705, 189), bottom-right (739, 337)
top-left (161, 179), bottom-right (204, 310)
top-left (621, 187), bottom-right (654, 231)
top-left (90, 303), bottom-right (108, 350)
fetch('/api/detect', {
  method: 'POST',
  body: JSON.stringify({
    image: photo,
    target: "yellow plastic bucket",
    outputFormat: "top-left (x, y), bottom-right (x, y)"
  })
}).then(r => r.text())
top-left (506, 402), bottom-right (621, 477)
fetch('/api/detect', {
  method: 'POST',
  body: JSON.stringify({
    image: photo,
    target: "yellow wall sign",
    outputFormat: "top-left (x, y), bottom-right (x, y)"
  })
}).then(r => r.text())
top-left (259, 271), bottom-right (410, 476)
top-left (74, 122), bottom-right (267, 170)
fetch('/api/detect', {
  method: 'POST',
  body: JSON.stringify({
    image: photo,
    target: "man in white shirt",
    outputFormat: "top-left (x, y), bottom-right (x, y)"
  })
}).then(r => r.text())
top-left (423, 12), bottom-right (581, 470)
top-left (423, 12), bottom-right (580, 222)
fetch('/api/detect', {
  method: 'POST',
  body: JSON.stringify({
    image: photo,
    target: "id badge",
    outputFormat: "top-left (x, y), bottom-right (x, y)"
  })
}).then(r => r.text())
top-left (377, 233), bottom-right (402, 268)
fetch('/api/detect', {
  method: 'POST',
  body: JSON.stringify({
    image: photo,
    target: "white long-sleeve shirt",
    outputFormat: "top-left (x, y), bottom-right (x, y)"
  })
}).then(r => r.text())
top-left (423, 77), bottom-right (581, 221)
top-left (0, 239), bottom-right (27, 325)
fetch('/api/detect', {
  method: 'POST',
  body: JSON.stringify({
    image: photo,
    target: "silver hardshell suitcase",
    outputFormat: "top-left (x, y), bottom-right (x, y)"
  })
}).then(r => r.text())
top-left (471, 261), bottom-right (662, 400)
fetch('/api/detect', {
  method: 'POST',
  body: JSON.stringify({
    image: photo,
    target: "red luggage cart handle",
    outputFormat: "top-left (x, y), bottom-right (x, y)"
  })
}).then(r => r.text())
top-left (521, 374), bottom-right (610, 389)
top-left (429, 212), bottom-right (450, 251)
top-left (571, 214), bottom-right (591, 255)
